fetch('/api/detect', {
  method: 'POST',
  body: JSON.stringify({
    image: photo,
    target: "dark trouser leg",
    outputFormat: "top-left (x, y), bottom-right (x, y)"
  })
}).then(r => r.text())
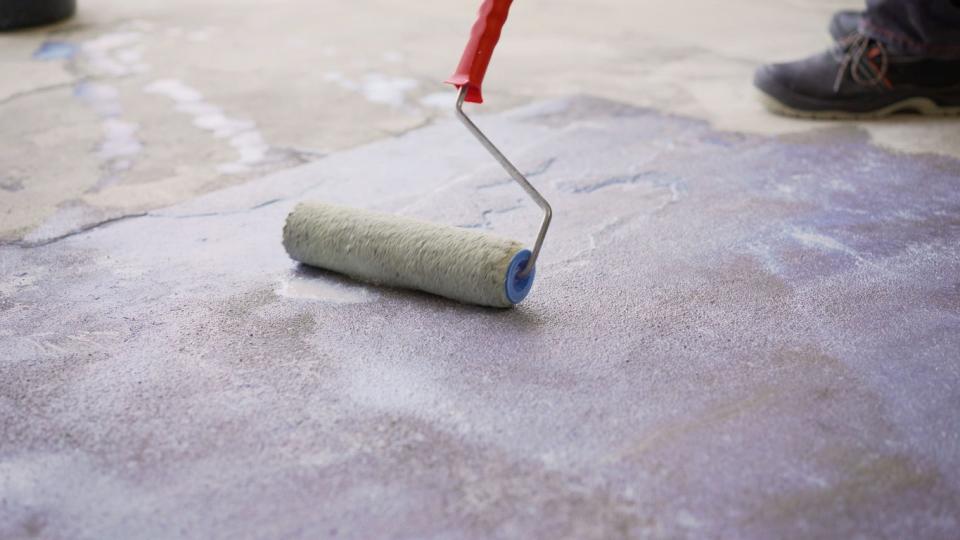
top-left (862, 0), bottom-right (960, 58)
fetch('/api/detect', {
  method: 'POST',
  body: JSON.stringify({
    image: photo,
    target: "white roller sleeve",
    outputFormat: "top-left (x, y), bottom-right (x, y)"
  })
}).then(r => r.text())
top-left (283, 202), bottom-right (524, 307)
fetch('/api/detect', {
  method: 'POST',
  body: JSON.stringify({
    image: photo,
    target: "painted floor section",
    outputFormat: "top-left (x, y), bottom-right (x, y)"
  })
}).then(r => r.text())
top-left (2, 96), bottom-right (959, 538)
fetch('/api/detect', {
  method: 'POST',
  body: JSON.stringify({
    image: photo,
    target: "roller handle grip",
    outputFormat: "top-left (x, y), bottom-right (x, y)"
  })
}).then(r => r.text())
top-left (444, 0), bottom-right (513, 104)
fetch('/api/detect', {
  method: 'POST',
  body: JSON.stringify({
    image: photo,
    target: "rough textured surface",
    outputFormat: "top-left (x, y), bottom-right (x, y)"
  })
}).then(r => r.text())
top-left (2, 96), bottom-right (959, 538)
top-left (5, 0), bottom-right (960, 243)
top-left (283, 202), bottom-right (523, 307)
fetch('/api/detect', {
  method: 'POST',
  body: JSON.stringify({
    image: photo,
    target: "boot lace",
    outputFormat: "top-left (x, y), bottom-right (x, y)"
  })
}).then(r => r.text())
top-left (832, 33), bottom-right (892, 93)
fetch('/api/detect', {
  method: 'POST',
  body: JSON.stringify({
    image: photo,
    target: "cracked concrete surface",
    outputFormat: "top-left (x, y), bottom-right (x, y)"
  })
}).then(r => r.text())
top-left (3, 0), bottom-right (960, 538)
top-left (3, 96), bottom-right (960, 538)
top-left (4, 0), bottom-right (960, 243)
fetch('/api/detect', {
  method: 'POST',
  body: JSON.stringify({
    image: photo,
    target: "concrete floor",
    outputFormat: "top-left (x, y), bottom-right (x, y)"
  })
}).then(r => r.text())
top-left (4, 0), bottom-right (960, 244)
top-left (2, 1), bottom-right (960, 539)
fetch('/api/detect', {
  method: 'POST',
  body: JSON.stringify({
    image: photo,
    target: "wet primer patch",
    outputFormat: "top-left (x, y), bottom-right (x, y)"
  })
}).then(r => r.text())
top-left (276, 269), bottom-right (377, 304)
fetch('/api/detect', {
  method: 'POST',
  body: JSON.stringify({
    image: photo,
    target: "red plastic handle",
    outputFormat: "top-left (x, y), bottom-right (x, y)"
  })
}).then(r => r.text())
top-left (445, 0), bottom-right (514, 104)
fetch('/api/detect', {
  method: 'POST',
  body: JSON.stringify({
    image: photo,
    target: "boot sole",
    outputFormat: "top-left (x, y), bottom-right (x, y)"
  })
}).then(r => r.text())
top-left (758, 91), bottom-right (960, 120)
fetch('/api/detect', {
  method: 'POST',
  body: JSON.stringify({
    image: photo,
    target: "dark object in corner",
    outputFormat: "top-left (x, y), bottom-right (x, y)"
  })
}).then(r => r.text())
top-left (0, 0), bottom-right (75, 31)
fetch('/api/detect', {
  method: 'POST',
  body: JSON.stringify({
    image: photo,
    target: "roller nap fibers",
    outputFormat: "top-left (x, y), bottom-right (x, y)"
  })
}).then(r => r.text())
top-left (283, 202), bottom-right (535, 307)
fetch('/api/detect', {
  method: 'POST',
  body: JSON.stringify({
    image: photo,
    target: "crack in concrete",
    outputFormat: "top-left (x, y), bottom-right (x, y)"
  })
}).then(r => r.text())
top-left (0, 176), bottom-right (25, 192)
top-left (154, 197), bottom-right (287, 220)
top-left (378, 117), bottom-right (434, 139)
top-left (273, 146), bottom-right (325, 163)
top-left (461, 204), bottom-right (525, 229)
top-left (5, 212), bottom-right (149, 248)
top-left (567, 172), bottom-right (655, 194)
top-left (476, 157), bottom-right (558, 190)
top-left (559, 170), bottom-right (685, 197)
top-left (526, 157), bottom-right (557, 178)
top-left (5, 194), bottom-right (290, 248)
top-left (2, 111), bottom-right (438, 248)
top-left (0, 80), bottom-right (78, 107)
top-left (545, 215), bottom-right (633, 270)
top-left (3, 91), bottom-right (540, 248)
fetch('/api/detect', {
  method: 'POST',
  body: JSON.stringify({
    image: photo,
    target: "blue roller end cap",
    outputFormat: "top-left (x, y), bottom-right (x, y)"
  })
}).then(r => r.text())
top-left (504, 249), bottom-right (536, 304)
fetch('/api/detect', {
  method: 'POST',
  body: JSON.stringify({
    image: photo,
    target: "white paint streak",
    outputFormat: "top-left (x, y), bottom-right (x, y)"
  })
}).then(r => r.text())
top-left (418, 92), bottom-right (453, 110)
top-left (74, 82), bottom-right (143, 180)
top-left (324, 71), bottom-right (419, 107)
top-left (144, 79), bottom-right (270, 174)
top-left (360, 74), bottom-right (418, 106)
top-left (98, 119), bottom-right (142, 173)
top-left (145, 79), bottom-right (202, 102)
top-left (81, 32), bottom-right (149, 76)
top-left (65, 30), bottom-right (157, 183)
top-left (74, 82), bottom-right (122, 117)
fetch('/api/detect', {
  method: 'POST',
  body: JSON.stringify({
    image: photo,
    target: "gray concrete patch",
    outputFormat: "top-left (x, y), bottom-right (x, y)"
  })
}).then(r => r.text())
top-left (2, 97), bottom-right (959, 538)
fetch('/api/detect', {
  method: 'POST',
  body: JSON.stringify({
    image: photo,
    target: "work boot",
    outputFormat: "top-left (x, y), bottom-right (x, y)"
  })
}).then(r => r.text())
top-left (753, 34), bottom-right (960, 118)
top-left (829, 10), bottom-right (861, 41)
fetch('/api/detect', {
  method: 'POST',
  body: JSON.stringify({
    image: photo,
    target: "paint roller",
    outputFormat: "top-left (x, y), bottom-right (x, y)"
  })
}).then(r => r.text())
top-left (283, 0), bottom-right (551, 307)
